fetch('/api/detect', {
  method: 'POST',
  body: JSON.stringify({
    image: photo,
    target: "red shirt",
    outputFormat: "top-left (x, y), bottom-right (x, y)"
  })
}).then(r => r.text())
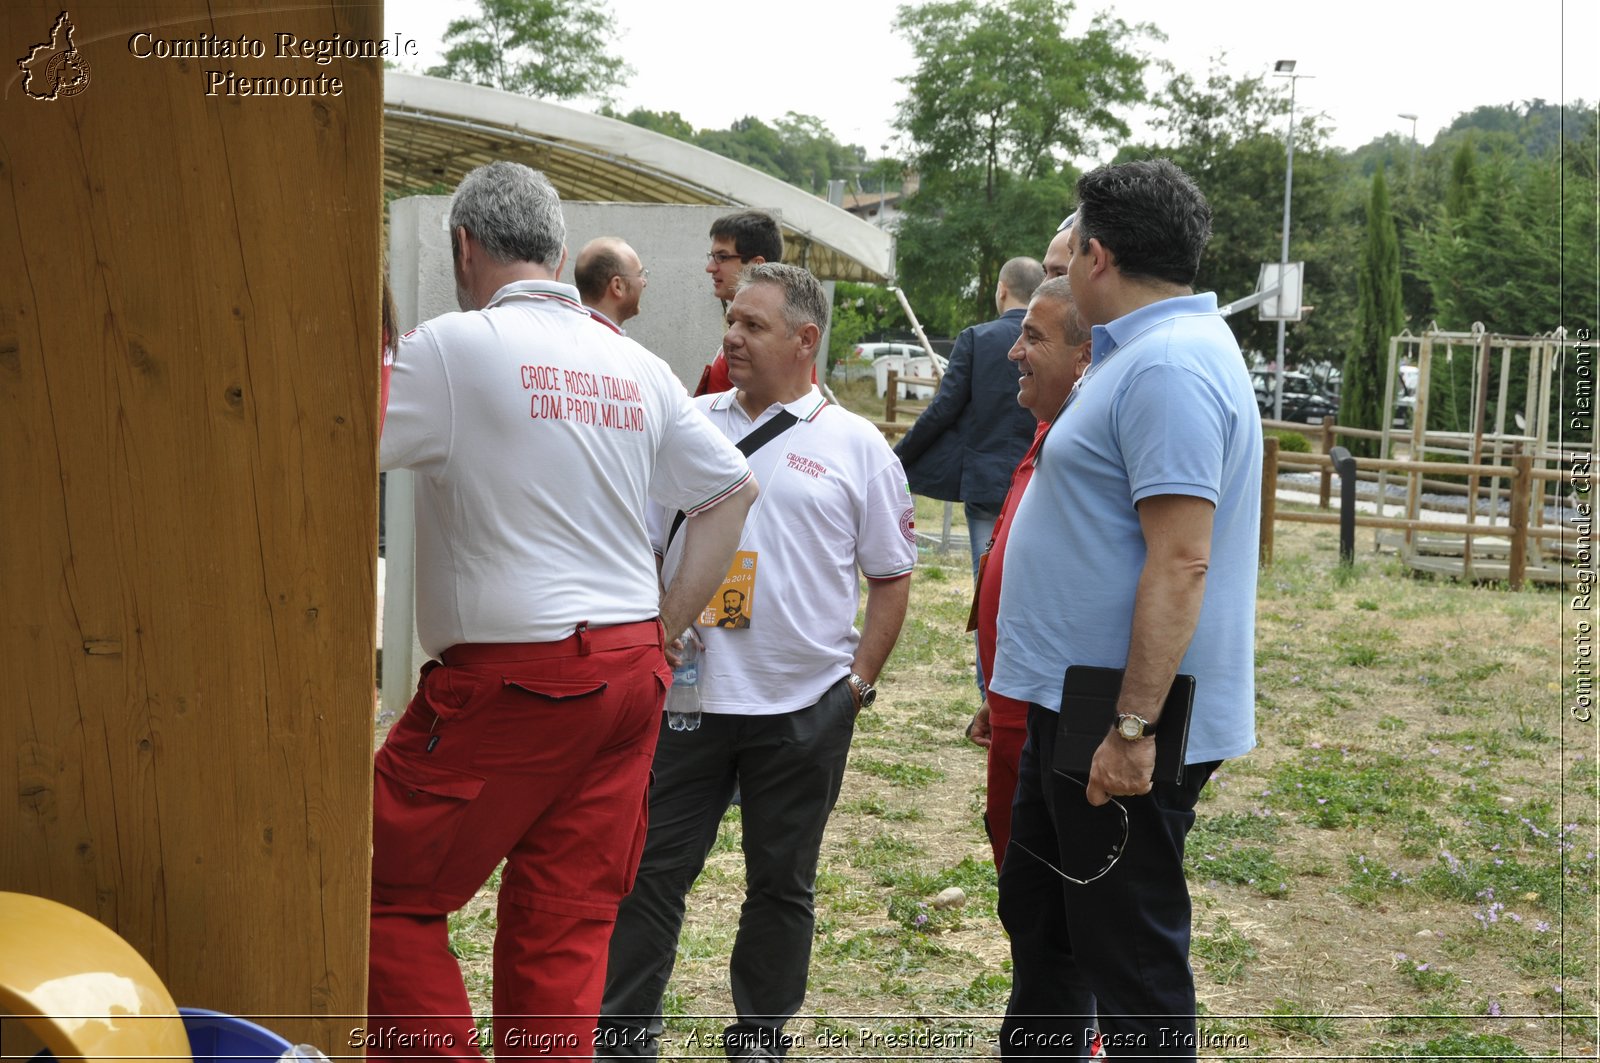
top-left (977, 420), bottom-right (1049, 729)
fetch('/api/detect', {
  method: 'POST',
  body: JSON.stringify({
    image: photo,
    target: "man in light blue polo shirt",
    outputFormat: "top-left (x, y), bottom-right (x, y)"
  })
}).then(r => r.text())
top-left (989, 158), bottom-right (1262, 1060)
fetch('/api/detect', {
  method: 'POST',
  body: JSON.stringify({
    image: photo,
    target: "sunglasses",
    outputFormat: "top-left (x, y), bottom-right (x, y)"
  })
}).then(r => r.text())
top-left (1010, 771), bottom-right (1129, 885)
top-left (1056, 211), bottom-right (1078, 234)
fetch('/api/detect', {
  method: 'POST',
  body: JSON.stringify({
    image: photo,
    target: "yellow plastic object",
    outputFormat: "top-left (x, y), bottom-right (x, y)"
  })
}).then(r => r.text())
top-left (0, 893), bottom-right (192, 1063)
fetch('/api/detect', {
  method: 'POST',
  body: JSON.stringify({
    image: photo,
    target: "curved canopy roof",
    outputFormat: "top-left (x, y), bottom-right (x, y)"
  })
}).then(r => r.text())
top-left (383, 73), bottom-right (895, 283)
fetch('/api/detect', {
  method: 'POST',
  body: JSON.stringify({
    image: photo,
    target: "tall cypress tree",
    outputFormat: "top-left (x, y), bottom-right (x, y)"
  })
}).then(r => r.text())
top-left (1341, 167), bottom-right (1405, 457)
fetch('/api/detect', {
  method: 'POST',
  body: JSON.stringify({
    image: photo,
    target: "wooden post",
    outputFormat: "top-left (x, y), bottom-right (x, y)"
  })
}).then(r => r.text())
top-left (885, 368), bottom-right (900, 423)
top-left (1, 2), bottom-right (379, 1047)
top-left (1509, 454), bottom-right (1532, 590)
top-left (1261, 436), bottom-right (1279, 566)
top-left (1318, 416), bottom-right (1335, 508)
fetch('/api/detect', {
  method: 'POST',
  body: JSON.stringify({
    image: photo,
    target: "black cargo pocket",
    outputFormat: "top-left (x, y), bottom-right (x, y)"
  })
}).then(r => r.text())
top-left (371, 748), bottom-right (487, 893)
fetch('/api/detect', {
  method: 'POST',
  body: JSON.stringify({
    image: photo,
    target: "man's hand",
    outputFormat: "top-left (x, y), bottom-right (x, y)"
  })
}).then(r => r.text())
top-left (1086, 733), bottom-right (1155, 806)
top-left (966, 701), bottom-right (993, 748)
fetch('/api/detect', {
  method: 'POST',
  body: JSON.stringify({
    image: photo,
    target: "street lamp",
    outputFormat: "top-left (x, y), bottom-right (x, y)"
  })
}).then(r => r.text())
top-left (1270, 59), bottom-right (1312, 422)
top-left (1397, 112), bottom-right (1419, 171)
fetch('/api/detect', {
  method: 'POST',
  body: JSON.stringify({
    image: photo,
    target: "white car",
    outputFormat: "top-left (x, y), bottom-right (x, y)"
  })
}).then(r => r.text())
top-left (855, 342), bottom-right (926, 361)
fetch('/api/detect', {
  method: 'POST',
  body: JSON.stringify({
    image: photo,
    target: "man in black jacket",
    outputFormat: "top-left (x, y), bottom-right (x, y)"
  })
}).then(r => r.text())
top-left (894, 256), bottom-right (1044, 580)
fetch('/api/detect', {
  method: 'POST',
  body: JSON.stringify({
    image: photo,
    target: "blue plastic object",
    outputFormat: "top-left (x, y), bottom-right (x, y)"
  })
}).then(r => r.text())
top-left (31, 1007), bottom-right (294, 1062)
top-left (177, 1007), bottom-right (294, 1061)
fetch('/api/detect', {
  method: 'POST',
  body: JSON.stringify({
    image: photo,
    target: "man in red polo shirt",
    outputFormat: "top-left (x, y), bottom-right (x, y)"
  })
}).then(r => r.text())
top-left (966, 273), bottom-right (1090, 868)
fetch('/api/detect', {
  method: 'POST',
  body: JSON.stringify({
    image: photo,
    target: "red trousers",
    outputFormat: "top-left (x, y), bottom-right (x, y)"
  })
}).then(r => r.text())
top-left (985, 722), bottom-right (1027, 870)
top-left (368, 622), bottom-right (668, 1062)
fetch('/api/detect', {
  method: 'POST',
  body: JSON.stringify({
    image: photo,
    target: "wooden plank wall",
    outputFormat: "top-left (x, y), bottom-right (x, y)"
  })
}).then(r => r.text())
top-left (0, 1), bottom-right (380, 1049)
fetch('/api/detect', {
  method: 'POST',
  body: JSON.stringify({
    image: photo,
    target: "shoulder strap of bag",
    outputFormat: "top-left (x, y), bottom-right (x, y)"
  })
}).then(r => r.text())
top-left (666, 408), bottom-right (799, 554)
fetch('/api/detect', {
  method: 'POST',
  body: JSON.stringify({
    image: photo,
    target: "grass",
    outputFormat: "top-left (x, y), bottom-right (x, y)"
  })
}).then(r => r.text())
top-left (428, 452), bottom-right (1587, 1059)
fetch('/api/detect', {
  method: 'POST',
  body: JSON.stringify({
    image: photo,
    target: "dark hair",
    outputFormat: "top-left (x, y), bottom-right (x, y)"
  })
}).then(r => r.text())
top-left (1074, 159), bottom-right (1212, 287)
top-left (381, 275), bottom-right (398, 353)
top-left (574, 239), bottom-right (627, 303)
top-left (710, 210), bottom-right (783, 263)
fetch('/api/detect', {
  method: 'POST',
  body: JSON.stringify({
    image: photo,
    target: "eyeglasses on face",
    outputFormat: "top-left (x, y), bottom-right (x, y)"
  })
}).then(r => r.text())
top-left (628, 268), bottom-right (650, 281)
top-left (706, 251), bottom-right (749, 265)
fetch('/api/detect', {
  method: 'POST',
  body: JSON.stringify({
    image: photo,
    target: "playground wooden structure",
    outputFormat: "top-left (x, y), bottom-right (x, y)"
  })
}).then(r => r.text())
top-left (1265, 326), bottom-right (1589, 588)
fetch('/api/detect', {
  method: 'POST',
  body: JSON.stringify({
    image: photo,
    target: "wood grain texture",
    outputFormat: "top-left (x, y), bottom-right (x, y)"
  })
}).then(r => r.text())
top-left (1, 1), bottom-right (380, 1049)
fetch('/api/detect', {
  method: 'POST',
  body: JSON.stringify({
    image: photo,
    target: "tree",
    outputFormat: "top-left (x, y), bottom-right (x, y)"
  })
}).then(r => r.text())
top-left (1341, 167), bottom-right (1404, 456)
top-left (427, 0), bottom-right (629, 102)
top-left (891, 0), bottom-right (1154, 328)
top-left (604, 109), bottom-right (868, 195)
top-left (1121, 62), bottom-right (1349, 360)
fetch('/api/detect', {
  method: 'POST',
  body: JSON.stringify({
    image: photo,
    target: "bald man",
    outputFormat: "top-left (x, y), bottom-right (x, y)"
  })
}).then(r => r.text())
top-left (575, 236), bottom-right (649, 332)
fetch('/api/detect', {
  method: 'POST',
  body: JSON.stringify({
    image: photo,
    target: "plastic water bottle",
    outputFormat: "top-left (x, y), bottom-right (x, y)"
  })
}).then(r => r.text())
top-left (666, 629), bottom-right (702, 732)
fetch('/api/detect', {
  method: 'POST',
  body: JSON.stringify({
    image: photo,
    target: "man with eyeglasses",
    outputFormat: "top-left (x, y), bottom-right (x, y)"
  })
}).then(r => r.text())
top-left (989, 160), bottom-right (1261, 1059)
top-left (693, 210), bottom-right (784, 396)
top-left (575, 236), bottom-right (649, 332)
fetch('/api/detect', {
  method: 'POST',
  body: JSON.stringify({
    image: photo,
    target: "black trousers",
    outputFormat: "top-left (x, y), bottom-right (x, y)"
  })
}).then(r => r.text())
top-left (998, 704), bottom-right (1219, 1061)
top-left (597, 679), bottom-right (857, 1060)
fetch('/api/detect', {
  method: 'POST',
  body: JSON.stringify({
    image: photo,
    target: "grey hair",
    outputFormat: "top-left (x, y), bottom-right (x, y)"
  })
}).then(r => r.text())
top-left (736, 263), bottom-right (829, 333)
top-left (1033, 276), bottom-right (1091, 346)
top-left (449, 161), bottom-right (565, 271)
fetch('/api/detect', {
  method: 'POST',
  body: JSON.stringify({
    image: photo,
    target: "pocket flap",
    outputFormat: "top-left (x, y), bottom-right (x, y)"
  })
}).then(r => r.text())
top-left (501, 677), bottom-right (608, 702)
top-left (375, 748), bottom-right (487, 800)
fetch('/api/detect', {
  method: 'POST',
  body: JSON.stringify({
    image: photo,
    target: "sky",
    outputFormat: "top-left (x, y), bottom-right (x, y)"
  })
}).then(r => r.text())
top-left (383, 0), bottom-right (1596, 160)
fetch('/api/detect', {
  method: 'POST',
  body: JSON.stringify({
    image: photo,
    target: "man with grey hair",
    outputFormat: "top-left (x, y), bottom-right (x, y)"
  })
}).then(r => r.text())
top-left (598, 263), bottom-right (916, 1062)
top-left (371, 160), bottom-right (757, 1062)
top-left (964, 275), bottom-right (1093, 870)
top-left (575, 235), bottom-right (649, 331)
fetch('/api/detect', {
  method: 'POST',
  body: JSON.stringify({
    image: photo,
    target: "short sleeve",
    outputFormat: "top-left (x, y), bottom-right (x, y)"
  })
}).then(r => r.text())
top-left (855, 445), bottom-right (919, 579)
top-left (380, 324), bottom-right (453, 474)
top-left (1113, 362), bottom-right (1229, 506)
top-left (647, 384), bottom-right (751, 518)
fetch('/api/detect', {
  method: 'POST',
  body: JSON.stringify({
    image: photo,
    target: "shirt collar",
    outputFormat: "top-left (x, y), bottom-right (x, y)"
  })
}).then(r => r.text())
top-left (585, 306), bottom-right (624, 334)
top-left (484, 279), bottom-right (585, 312)
top-left (710, 384), bottom-right (828, 423)
top-left (1089, 291), bottom-right (1220, 365)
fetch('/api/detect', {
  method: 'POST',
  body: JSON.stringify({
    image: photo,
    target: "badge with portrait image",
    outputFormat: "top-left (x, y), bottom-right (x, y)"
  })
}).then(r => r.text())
top-left (698, 550), bottom-right (758, 629)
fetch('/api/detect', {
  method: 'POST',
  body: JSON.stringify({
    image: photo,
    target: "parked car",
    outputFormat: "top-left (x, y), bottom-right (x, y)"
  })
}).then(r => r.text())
top-left (855, 342), bottom-right (926, 360)
top-left (1251, 369), bottom-right (1339, 424)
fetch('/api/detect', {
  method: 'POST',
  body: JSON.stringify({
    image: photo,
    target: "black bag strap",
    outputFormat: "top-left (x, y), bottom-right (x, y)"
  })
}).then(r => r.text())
top-left (666, 409), bottom-right (799, 553)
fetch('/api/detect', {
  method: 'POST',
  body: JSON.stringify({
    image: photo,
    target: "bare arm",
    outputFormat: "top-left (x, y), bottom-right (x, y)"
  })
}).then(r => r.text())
top-left (1086, 493), bottom-right (1214, 805)
top-left (848, 574), bottom-right (912, 706)
top-left (658, 479), bottom-right (758, 639)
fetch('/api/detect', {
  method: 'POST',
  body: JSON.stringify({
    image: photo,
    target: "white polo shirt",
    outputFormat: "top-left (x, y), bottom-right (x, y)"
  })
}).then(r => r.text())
top-left (654, 388), bottom-right (917, 715)
top-left (382, 280), bottom-right (752, 656)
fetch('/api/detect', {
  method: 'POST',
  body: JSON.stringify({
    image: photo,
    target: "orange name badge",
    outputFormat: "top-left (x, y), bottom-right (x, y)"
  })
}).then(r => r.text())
top-left (698, 550), bottom-right (758, 629)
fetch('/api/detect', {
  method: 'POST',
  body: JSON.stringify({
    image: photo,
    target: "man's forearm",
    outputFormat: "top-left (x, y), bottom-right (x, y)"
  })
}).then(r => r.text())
top-left (850, 574), bottom-right (911, 684)
top-left (659, 480), bottom-right (757, 636)
top-left (1116, 494), bottom-right (1215, 723)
